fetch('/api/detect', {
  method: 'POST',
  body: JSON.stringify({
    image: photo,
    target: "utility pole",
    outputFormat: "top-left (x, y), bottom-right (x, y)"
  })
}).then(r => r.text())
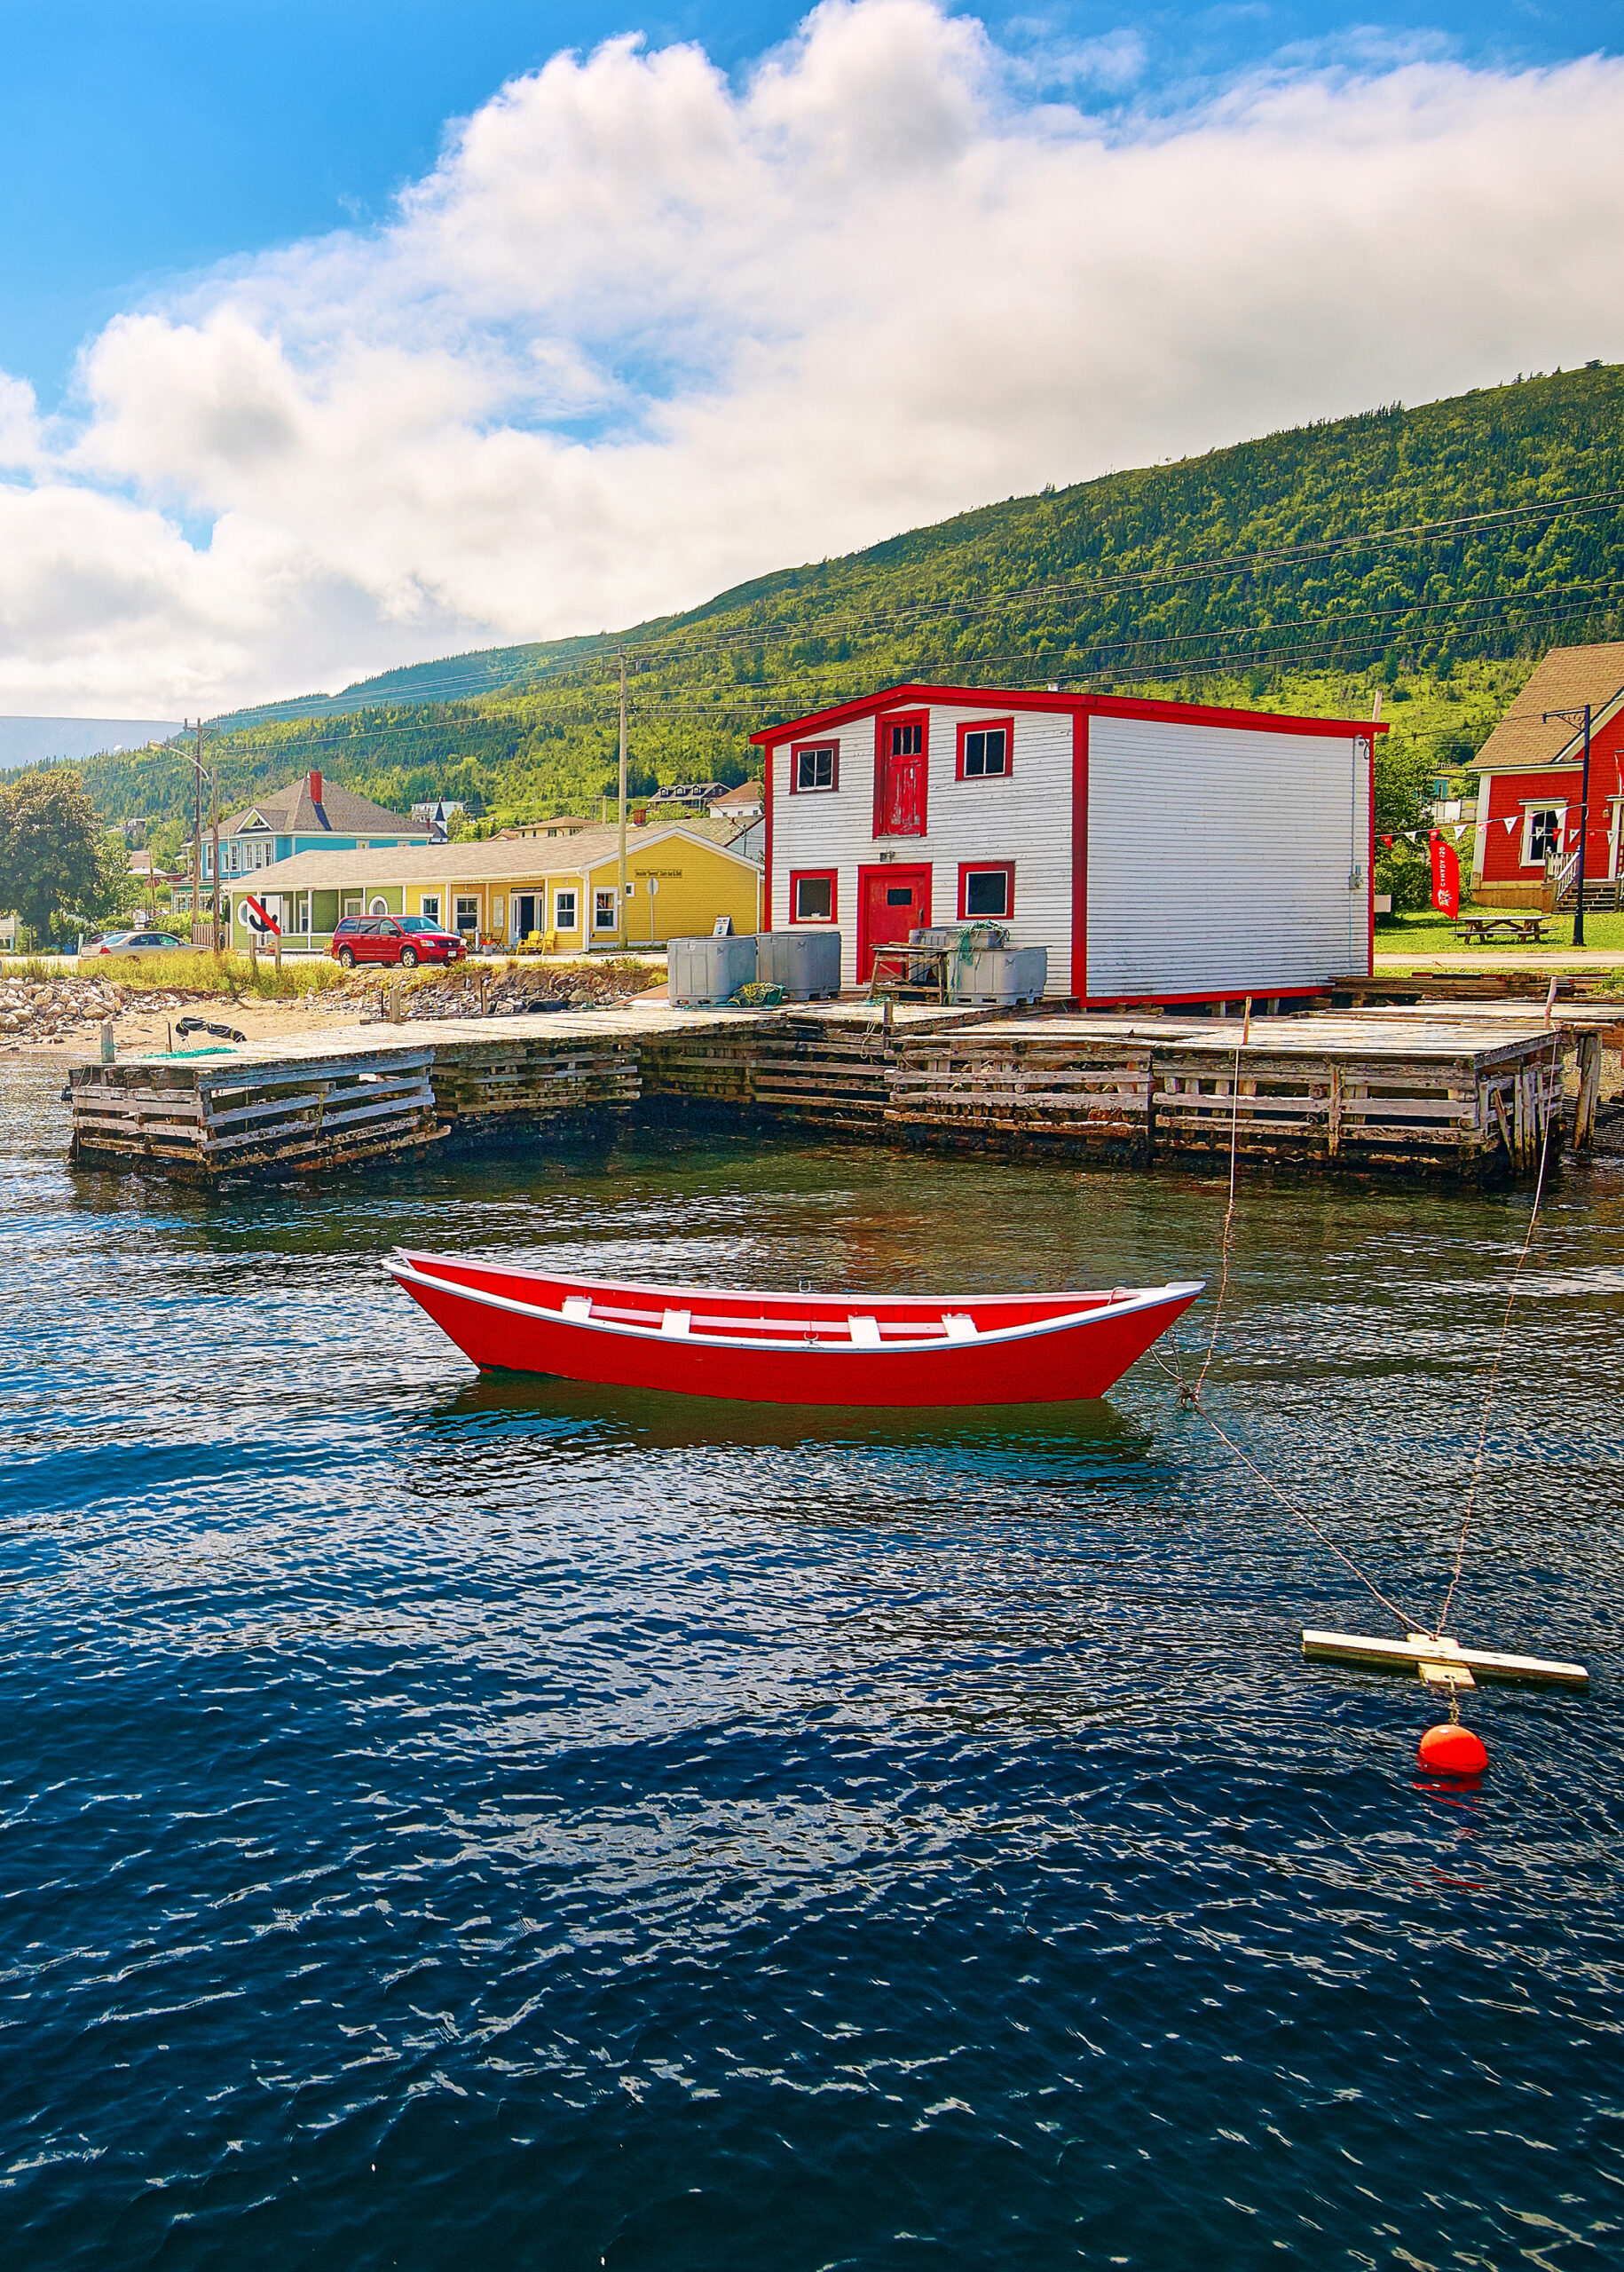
top-left (209, 753), bottom-right (222, 953)
top-left (1541, 703), bottom-right (1592, 946)
top-left (618, 646), bottom-right (628, 950)
top-left (190, 720), bottom-right (203, 945)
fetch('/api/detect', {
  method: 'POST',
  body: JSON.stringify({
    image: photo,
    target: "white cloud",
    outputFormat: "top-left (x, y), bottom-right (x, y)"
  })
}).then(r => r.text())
top-left (1, 0), bottom-right (1622, 716)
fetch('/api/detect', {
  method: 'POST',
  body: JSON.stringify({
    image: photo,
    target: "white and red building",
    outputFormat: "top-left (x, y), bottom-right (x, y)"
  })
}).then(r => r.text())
top-left (1470, 644), bottom-right (1624, 903)
top-left (752, 682), bottom-right (1379, 1006)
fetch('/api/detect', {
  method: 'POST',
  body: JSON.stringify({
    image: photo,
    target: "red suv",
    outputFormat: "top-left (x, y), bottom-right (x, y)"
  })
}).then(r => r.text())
top-left (331, 914), bottom-right (468, 969)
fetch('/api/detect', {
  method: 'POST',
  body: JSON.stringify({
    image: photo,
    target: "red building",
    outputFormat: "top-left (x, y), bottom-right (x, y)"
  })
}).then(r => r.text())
top-left (1470, 643), bottom-right (1624, 904)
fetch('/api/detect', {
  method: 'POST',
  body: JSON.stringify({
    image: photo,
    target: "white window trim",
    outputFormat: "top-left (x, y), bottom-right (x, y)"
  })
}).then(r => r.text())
top-left (420, 894), bottom-right (440, 922)
top-left (593, 888), bottom-right (618, 931)
top-left (1519, 801), bottom-right (1565, 868)
top-left (554, 888), bottom-right (579, 931)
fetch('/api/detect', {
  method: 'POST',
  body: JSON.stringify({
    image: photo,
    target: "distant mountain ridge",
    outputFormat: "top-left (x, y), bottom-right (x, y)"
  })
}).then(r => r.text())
top-left (0, 716), bottom-right (182, 772)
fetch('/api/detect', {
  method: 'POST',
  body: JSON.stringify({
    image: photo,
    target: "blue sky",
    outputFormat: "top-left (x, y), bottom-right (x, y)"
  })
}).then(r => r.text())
top-left (1, 0), bottom-right (1612, 403)
top-left (0, 0), bottom-right (1620, 716)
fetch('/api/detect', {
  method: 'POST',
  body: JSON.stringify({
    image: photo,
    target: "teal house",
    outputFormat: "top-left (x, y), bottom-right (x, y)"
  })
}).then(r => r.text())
top-left (177, 769), bottom-right (434, 911)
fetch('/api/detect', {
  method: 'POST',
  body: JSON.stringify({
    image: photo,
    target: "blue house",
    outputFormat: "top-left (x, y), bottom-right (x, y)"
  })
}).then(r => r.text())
top-left (175, 769), bottom-right (435, 917)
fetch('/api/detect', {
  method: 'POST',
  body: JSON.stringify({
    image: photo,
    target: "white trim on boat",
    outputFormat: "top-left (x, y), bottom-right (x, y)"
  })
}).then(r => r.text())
top-left (382, 1254), bottom-right (1204, 1358)
top-left (392, 1247), bottom-right (1198, 1316)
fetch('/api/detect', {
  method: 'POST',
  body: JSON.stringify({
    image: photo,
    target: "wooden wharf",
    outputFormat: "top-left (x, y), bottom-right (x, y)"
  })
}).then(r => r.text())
top-left (66, 996), bottom-right (1604, 1186)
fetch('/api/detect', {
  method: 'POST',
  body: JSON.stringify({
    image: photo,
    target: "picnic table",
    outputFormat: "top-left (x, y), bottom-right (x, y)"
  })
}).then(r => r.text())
top-left (1455, 913), bottom-right (1551, 946)
top-left (867, 943), bottom-right (951, 1004)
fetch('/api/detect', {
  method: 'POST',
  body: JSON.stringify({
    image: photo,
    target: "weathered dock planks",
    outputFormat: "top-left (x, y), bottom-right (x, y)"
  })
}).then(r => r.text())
top-left (66, 998), bottom-right (1588, 1185)
top-left (69, 1044), bottom-right (441, 1181)
top-left (885, 1014), bottom-right (1565, 1173)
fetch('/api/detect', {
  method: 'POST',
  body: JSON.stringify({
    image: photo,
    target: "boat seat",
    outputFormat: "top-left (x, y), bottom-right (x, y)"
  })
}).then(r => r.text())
top-left (847, 1314), bottom-right (881, 1347)
top-left (562, 1295), bottom-right (592, 1321)
top-left (661, 1308), bottom-right (692, 1337)
top-left (941, 1313), bottom-right (977, 1341)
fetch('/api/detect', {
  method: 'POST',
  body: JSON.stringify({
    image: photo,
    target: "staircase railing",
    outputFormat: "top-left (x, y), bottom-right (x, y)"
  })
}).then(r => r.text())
top-left (1552, 847), bottom-right (1582, 907)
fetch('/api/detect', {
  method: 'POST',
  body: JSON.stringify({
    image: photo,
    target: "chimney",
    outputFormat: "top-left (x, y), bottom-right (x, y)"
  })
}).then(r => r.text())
top-left (309, 769), bottom-right (323, 806)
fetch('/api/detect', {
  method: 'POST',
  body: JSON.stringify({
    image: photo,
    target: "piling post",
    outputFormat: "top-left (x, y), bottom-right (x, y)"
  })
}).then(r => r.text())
top-left (1573, 1031), bottom-right (1601, 1149)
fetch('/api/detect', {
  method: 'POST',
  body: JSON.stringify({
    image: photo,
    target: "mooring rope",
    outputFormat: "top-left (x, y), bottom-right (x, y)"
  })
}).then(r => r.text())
top-left (1187, 1035), bottom-right (1243, 1408)
top-left (1170, 1006), bottom-right (1418, 1636)
top-left (1433, 1078), bottom-right (1555, 1638)
top-left (1170, 1038), bottom-right (1558, 1644)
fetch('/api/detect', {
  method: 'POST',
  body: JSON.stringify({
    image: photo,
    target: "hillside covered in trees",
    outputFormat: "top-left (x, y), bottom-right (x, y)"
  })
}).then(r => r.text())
top-left (76, 362), bottom-right (1624, 840)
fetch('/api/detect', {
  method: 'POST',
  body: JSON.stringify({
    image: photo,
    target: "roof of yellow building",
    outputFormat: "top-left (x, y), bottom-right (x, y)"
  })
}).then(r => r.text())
top-left (228, 824), bottom-right (758, 894)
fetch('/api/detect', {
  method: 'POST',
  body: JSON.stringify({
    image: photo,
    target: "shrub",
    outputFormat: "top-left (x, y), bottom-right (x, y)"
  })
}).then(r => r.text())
top-left (1375, 839), bottom-right (1432, 914)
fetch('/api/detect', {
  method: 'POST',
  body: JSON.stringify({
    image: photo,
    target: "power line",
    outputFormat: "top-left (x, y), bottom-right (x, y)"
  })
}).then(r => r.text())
top-left (195, 481), bottom-right (1624, 729)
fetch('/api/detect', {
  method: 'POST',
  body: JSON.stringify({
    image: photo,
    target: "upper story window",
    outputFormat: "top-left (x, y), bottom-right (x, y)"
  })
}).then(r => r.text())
top-left (958, 719), bottom-right (1013, 779)
top-left (792, 742), bottom-right (839, 793)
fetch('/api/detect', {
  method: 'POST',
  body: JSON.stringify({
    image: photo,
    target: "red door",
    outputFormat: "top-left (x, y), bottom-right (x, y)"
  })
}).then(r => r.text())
top-left (875, 714), bottom-right (927, 836)
top-left (858, 864), bottom-right (932, 980)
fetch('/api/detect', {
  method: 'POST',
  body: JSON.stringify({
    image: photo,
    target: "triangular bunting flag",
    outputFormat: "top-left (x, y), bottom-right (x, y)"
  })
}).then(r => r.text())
top-left (1380, 834), bottom-right (1394, 848)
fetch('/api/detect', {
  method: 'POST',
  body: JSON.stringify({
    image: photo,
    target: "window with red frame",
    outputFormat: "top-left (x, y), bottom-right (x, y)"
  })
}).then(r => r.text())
top-left (792, 742), bottom-right (839, 793)
top-left (957, 719), bottom-right (1012, 779)
top-left (958, 863), bottom-right (1013, 919)
top-left (790, 870), bottom-right (838, 923)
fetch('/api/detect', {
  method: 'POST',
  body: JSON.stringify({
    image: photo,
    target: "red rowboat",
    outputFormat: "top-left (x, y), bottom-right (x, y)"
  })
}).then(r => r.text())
top-left (384, 1248), bottom-right (1204, 1408)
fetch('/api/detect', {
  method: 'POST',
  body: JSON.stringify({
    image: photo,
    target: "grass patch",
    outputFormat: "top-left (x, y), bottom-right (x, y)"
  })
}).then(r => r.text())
top-left (72, 950), bottom-right (351, 997)
top-left (1376, 910), bottom-right (1624, 958)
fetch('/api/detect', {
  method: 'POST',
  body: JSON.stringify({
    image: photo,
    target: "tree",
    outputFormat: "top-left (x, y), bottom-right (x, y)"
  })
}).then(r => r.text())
top-left (0, 769), bottom-right (105, 940)
top-left (148, 816), bottom-right (189, 872)
top-left (84, 831), bottom-right (144, 929)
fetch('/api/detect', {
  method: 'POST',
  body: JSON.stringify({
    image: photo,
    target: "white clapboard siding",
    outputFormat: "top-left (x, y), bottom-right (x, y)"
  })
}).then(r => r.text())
top-left (769, 704), bottom-right (1076, 994)
top-left (1085, 720), bottom-right (1370, 996)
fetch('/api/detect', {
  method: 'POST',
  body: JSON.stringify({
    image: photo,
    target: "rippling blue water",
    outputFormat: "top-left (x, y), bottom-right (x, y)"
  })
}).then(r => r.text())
top-left (4, 1060), bottom-right (1623, 2269)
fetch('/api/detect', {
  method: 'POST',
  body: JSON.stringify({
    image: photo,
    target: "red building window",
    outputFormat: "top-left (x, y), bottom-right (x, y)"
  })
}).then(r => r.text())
top-left (791, 741), bottom-right (839, 793)
top-left (958, 862), bottom-right (1014, 919)
top-left (874, 710), bottom-right (928, 837)
top-left (956, 718), bottom-right (1013, 780)
top-left (789, 869), bottom-right (838, 923)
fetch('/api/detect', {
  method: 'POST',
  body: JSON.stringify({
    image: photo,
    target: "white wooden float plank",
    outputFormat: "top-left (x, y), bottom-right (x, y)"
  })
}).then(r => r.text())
top-left (1302, 1628), bottom-right (1588, 1686)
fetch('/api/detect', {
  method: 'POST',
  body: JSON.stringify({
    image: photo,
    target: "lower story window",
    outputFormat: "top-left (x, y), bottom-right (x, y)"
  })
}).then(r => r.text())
top-left (594, 888), bottom-right (618, 932)
top-left (1523, 806), bottom-right (1564, 865)
top-left (343, 896), bottom-right (361, 918)
top-left (958, 862), bottom-right (1013, 919)
top-left (420, 894), bottom-right (440, 923)
top-left (555, 888), bottom-right (579, 931)
top-left (455, 895), bottom-right (479, 935)
top-left (791, 870), bottom-right (837, 922)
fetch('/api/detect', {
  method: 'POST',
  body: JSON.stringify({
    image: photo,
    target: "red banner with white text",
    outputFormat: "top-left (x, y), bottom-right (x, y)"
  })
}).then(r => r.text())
top-left (1429, 832), bottom-right (1459, 918)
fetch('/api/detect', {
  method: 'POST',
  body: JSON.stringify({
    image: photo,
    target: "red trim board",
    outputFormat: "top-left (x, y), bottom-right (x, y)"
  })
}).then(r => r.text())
top-left (752, 680), bottom-right (1389, 752)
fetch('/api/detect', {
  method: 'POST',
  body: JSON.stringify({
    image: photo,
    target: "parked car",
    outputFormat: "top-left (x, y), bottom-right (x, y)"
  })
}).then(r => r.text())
top-left (82, 929), bottom-right (199, 956)
top-left (330, 914), bottom-right (468, 970)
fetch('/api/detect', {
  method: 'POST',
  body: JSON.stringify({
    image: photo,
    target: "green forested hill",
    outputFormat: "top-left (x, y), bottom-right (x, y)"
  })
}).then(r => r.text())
top-left (80, 362), bottom-right (1624, 838)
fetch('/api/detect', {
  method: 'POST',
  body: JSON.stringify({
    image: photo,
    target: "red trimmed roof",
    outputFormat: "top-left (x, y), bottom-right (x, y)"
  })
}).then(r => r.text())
top-left (748, 681), bottom-right (1386, 746)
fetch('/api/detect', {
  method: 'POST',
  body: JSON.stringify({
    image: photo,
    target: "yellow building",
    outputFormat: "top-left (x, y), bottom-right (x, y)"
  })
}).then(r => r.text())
top-left (226, 824), bottom-right (761, 950)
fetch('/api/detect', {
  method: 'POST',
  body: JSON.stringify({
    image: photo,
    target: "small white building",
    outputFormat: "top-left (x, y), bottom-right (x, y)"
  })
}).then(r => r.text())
top-left (752, 682), bottom-right (1379, 1005)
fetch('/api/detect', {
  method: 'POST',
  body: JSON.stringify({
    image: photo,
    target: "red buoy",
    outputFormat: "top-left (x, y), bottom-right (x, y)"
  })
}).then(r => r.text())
top-left (1418, 1722), bottom-right (1488, 1775)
